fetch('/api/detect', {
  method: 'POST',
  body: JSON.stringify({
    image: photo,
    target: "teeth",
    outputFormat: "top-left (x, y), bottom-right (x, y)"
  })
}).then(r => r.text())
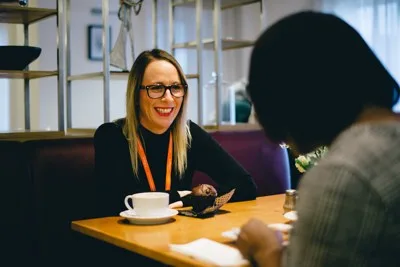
top-left (155, 108), bottom-right (173, 114)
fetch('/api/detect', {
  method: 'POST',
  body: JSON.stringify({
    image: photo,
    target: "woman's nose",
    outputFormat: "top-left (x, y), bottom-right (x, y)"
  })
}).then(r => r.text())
top-left (162, 89), bottom-right (174, 101)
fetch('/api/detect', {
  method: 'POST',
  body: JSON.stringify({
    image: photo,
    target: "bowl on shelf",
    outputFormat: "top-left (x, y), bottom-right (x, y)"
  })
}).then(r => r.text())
top-left (0, 45), bottom-right (42, 71)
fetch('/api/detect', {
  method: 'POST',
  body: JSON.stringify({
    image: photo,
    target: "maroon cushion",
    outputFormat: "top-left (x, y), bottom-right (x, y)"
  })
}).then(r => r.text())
top-left (0, 141), bottom-right (34, 264)
top-left (23, 138), bottom-right (96, 264)
top-left (192, 130), bottom-right (290, 196)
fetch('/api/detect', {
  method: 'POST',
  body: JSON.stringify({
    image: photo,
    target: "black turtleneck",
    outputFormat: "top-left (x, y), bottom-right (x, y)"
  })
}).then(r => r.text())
top-left (94, 118), bottom-right (257, 217)
top-left (137, 124), bottom-right (172, 192)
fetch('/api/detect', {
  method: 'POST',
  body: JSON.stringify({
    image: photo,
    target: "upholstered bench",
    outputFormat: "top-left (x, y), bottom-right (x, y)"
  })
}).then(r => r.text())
top-left (0, 129), bottom-right (290, 265)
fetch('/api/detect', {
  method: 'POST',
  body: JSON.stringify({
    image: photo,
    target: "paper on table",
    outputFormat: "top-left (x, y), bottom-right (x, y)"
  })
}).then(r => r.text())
top-left (222, 223), bottom-right (292, 247)
top-left (222, 223), bottom-right (293, 241)
top-left (169, 238), bottom-right (248, 267)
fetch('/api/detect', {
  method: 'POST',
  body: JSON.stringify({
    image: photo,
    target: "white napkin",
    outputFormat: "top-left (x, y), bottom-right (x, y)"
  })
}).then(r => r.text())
top-left (169, 238), bottom-right (248, 266)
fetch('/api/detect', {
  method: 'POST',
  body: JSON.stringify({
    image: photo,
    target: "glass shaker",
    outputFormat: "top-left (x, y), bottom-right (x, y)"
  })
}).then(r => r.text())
top-left (283, 189), bottom-right (297, 214)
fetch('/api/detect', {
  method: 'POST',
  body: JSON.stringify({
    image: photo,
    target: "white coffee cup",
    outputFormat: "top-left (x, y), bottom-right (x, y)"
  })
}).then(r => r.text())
top-left (124, 192), bottom-right (169, 217)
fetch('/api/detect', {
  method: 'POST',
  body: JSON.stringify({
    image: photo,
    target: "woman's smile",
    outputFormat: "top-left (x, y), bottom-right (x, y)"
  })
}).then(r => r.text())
top-left (154, 107), bottom-right (174, 117)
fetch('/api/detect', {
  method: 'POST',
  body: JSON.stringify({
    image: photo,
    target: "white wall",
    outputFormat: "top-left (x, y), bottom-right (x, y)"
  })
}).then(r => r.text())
top-left (7, 0), bottom-right (317, 130)
top-left (263, 0), bottom-right (318, 26)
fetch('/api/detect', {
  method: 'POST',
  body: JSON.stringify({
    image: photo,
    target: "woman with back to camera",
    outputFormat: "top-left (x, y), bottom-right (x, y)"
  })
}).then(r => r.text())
top-left (94, 49), bottom-right (257, 217)
top-left (236, 11), bottom-right (400, 267)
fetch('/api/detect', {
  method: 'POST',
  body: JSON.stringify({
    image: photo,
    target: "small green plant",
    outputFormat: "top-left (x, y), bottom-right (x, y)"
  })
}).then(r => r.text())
top-left (294, 146), bottom-right (328, 173)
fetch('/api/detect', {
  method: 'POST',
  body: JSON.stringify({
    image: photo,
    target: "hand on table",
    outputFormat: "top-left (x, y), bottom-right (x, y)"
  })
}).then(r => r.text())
top-left (168, 186), bottom-right (217, 209)
top-left (169, 201), bottom-right (183, 209)
top-left (192, 184), bottom-right (218, 197)
top-left (236, 218), bottom-right (284, 267)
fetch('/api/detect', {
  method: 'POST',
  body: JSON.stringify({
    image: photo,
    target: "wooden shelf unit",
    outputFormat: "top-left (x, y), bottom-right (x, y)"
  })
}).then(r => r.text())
top-left (173, 38), bottom-right (254, 50)
top-left (0, 70), bottom-right (58, 79)
top-left (0, 5), bottom-right (57, 24)
top-left (172, 0), bottom-right (260, 10)
top-left (170, 0), bottom-right (263, 127)
top-left (0, 2), bottom-right (65, 136)
top-left (67, 71), bottom-right (199, 81)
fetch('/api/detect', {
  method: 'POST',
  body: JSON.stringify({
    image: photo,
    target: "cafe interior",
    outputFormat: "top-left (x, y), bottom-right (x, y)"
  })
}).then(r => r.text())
top-left (1, 0), bottom-right (399, 266)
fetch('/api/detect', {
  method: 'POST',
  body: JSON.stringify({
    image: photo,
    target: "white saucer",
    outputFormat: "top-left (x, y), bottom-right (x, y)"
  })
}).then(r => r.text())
top-left (284, 211), bottom-right (298, 221)
top-left (120, 209), bottom-right (178, 225)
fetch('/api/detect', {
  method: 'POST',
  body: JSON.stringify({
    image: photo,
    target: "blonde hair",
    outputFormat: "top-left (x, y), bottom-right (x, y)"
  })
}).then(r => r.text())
top-left (123, 49), bottom-right (192, 177)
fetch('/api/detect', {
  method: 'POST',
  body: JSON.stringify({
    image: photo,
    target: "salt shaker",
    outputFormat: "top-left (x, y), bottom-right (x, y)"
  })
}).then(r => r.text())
top-left (283, 189), bottom-right (297, 214)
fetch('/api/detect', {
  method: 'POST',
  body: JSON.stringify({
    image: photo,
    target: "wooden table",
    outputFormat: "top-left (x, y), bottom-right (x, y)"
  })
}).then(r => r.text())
top-left (71, 194), bottom-right (286, 267)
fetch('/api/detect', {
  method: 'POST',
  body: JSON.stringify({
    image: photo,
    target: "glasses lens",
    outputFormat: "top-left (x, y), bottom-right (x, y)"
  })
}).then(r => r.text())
top-left (146, 84), bottom-right (186, 98)
top-left (170, 84), bottom-right (185, 97)
top-left (148, 85), bottom-right (165, 98)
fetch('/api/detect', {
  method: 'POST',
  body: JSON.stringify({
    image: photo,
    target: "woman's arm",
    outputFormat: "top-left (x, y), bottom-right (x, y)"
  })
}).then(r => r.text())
top-left (94, 122), bottom-right (141, 217)
top-left (286, 165), bottom-right (386, 267)
top-left (190, 121), bottom-right (257, 202)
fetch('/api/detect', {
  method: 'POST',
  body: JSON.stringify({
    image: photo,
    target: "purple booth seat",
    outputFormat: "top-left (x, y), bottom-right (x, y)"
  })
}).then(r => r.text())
top-left (0, 130), bottom-right (289, 265)
top-left (23, 138), bottom-right (97, 265)
top-left (0, 141), bottom-right (34, 265)
top-left (192, 130), bottom-right (291, 196)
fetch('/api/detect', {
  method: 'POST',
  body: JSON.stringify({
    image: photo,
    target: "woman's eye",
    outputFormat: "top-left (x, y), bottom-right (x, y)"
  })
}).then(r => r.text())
top-left (171, 85), bottom-right (182, 91)
top-left (150, 85), bottom-right (164, 91)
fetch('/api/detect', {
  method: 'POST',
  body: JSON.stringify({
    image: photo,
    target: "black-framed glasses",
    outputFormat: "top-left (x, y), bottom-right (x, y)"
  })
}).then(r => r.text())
top-left (140, 84), bottom-right (187, 99)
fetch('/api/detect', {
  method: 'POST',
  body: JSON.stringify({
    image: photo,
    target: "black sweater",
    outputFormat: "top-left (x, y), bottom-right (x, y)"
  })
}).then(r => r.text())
top-left (94, 119), bottom-right (257, 217)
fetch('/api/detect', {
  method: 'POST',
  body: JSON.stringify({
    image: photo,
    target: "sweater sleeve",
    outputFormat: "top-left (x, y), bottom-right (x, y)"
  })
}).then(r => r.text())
top-left (286, 165), bottom-right (386, 267)
top-left (94, 122), bottom-right (138, 217)
top-left (189, 121), bottom-right (257, 202)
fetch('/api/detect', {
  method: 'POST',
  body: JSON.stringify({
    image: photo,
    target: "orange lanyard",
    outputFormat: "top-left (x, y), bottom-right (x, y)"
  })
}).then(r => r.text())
top-left (137, 132), bottom-right (172, 191)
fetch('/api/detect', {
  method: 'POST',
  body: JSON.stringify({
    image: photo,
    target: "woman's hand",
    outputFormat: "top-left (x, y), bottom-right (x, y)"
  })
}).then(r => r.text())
top-left (169, 201), bottom-right (183, 209)
top-left (192, 184), bottom-right (218, 197)
top-left (236, 218), bottom-right (283, 267)
top-left (177, 190), bottom-right (192, 198)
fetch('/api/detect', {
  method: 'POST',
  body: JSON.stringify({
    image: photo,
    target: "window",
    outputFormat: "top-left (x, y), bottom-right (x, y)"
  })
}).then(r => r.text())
top-left (322, 0), bottom-right (400, 111)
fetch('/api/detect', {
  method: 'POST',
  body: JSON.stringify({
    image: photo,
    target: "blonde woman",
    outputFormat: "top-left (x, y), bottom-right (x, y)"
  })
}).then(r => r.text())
top-left (94, 49), bottom-right (257, 217)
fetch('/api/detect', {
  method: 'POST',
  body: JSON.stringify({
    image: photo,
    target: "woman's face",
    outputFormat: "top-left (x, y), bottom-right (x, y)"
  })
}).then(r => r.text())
top-left (139, 60), bottom-right (184, 134)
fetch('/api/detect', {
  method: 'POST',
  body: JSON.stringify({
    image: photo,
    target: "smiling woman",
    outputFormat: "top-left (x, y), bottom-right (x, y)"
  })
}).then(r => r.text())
top-left (93, 49), bottom-right (258, 218)
top-left (138, 60), bottom-right (185, 134)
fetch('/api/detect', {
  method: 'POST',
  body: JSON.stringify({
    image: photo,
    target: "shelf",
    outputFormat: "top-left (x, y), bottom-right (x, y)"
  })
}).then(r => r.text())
top-left (68, 71), bottom-right (129, 81)
top-left (68, 71), bottom-right (199, 81)
top-left (0, 5), bottom-right (57, 24)
top-left (0, 124), bottom-right (261, 141)
top-left (203, 122), bottom-right (261, 132)
top-left (0, 70), bottom-right (58, 79)
top-left (0, 130), bottom-right (65, 141)
top-left (173, 38), bottom-right (254, 50)
top-left (65, 123), bottom-right (261, 136)
top-left (66, 128), bottom-right (95, 137)
top-left (173, 0), bottom-right (261, 10)
top-left (185, 74), bottom-right (199, 79)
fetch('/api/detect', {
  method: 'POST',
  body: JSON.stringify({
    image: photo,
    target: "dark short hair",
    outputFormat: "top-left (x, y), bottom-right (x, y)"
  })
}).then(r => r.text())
top-left (247, 11), bottom-right (399, 153)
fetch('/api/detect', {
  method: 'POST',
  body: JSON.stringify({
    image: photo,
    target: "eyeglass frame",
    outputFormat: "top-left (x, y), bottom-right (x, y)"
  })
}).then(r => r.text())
top-left (139, 84), bottom-right (188, 99)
